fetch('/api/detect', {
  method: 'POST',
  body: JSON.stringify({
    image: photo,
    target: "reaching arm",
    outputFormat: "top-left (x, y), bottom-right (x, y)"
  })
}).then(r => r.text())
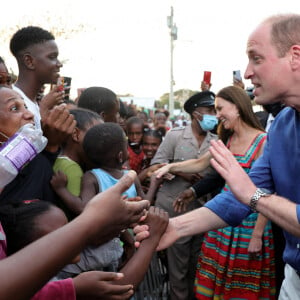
top-left (155, 151), bottom-right (211, 178)
top-left (143, 174), bottom-right (164, 205)
top-left (209, 139), bottom-right (300, 237)
top-left (138, 163), bottom-right (166, 183)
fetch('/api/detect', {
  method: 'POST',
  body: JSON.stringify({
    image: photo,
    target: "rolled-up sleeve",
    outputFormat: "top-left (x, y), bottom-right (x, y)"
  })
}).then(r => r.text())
top-left (205, 191), bottom-right (251, 227)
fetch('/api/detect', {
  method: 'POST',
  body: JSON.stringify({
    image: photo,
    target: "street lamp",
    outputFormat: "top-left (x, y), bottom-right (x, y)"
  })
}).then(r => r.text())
top-left (167, 6), bottom-right (177, 117)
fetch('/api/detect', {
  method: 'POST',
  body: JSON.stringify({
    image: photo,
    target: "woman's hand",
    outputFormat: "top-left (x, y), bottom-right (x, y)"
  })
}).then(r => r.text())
top-left (248, 235), bottom-right (263, 259)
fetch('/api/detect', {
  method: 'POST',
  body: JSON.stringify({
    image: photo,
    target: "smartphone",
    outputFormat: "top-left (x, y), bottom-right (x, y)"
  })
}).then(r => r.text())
top-left (233, 70), bottom-right (242, 81)
top-left (203, 71), bottom-right (212, 85)
top-left (63, 76), bottom-right (72, 100)
top-left (56, 77), bottom-right (64, 92)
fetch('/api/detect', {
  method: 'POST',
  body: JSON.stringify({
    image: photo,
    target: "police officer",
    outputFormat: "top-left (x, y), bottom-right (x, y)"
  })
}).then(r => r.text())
top-left (151, 90), bottom-right (218, 300)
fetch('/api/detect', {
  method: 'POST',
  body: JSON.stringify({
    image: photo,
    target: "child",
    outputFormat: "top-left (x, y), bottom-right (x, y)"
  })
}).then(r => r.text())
top-left (138, 129), bottom-right (165, 196)
top-left (125, 116), bottom-right (145, 173)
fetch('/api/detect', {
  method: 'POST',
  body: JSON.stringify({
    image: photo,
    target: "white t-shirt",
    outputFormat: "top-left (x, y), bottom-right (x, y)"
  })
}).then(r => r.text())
top-left (13, 85), bottom-right (41, 130)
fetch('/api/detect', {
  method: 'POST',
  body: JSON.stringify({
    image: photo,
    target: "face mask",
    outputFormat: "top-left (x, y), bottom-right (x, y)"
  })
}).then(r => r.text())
top-left (198, 114), bottom-right (218, 131)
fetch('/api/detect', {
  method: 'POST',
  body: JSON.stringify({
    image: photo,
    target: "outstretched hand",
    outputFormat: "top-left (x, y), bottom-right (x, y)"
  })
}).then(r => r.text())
top-left (154, 164), bottom-right (172, 179)
top-left (209, 139), bottom-right (256, 205)
top-left (146, 163), bottom-right (166, 178)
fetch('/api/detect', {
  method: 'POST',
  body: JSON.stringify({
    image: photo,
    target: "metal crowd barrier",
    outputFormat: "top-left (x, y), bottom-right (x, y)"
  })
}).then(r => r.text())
top-left (133, 251), bottom-right (169, 300)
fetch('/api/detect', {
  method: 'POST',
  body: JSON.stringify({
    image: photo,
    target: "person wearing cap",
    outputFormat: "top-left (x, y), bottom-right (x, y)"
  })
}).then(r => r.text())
top-left (150, 90), bottom-right (218, 300)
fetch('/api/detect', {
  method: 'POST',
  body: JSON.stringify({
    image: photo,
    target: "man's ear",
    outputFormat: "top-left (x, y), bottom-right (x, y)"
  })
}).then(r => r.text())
top-left (290, 45), bottom-right (300, 71)
top-left (71, 127), bottom-right (80, 143)
top-left (23, 53), bottom-right (35, 70)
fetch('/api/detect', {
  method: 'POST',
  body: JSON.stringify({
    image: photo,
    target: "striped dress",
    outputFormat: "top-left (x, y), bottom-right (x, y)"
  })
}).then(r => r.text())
top-left (194, 133), bottom-right (276, 299)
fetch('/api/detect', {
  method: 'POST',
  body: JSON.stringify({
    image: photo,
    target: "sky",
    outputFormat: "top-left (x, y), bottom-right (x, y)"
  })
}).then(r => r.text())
top-left (1, 0), bottom-right (299, 101)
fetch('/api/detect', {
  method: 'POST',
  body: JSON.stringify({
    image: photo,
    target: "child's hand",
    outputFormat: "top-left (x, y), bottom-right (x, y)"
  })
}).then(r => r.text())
top-left (73, 271), bottom-right (134, 299)
top-left (50, 171), bottom-right (68, 191)
top-left (144, 206), bottom-right (169, 239)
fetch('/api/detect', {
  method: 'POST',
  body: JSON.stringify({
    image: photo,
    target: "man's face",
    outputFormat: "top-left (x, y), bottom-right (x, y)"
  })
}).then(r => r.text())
top-left (30, 40), bottom-right (62, 85)
top-left (244, 22), bottom-right (295, 108)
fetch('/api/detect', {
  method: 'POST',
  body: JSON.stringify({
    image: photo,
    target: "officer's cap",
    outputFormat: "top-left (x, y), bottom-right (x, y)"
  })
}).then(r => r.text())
top-left (183, 91), bottom-right (215, 114)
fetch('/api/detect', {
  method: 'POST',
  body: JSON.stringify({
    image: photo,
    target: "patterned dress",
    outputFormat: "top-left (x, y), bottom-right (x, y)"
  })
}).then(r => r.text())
top-left (194, 133), bottom-right (276, 299)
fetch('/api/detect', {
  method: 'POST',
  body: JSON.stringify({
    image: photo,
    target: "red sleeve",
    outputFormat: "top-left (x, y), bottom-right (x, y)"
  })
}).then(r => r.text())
top-left (31, 278), bottom-right (75, 300)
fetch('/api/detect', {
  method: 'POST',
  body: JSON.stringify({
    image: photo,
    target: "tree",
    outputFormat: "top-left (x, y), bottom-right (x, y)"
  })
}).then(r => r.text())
top-left (157, 88), bottom-right (198, 110)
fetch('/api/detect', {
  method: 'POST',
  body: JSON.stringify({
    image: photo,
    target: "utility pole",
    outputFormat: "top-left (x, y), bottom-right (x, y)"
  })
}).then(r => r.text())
top-left (167, 6), bottom-right (177, 117)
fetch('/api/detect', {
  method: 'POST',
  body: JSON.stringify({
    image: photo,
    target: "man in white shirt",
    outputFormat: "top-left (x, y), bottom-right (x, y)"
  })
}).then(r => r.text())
top-left (10, 26), bottom-right (65, 129)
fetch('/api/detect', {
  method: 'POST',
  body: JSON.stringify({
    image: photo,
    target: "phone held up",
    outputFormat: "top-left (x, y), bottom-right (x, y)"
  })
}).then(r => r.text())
top-left (56, 76), bottom-right (72, 100)
top-left (203, 71), bottom-right (211, 85)
top-left (233, 70), bottom-right (242, 82)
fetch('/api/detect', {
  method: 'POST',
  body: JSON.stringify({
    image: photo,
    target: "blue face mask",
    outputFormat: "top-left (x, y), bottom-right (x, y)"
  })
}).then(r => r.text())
top-left (198, 114), bottom-right (218, 131)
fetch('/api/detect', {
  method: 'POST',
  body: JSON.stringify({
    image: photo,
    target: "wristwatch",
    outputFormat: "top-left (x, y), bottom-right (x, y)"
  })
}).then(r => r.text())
top-left (249, 188), bottom-right (272, 212)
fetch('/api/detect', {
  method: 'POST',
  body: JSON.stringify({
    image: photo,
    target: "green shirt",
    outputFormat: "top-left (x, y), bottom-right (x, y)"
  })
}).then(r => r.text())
top-left (53, 156), bottom-right (83, 196)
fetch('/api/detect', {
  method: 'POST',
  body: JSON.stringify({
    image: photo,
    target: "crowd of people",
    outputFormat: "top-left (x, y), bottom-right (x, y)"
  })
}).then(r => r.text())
top-left (0, 12), bottom-right (300, 300)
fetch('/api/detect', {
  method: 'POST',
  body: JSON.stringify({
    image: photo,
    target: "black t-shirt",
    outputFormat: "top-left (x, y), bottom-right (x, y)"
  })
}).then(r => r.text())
top-left (0, 150), bottom-right (59, 205)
